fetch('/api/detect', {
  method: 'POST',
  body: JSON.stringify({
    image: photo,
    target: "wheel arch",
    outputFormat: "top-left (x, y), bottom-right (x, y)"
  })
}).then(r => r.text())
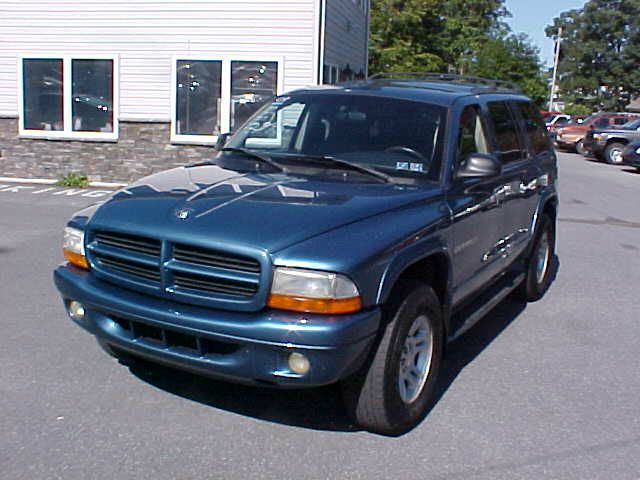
top-left (606, 137), bottom-right (629, 146)
top-left (376, 247), bottom-right (453, 336)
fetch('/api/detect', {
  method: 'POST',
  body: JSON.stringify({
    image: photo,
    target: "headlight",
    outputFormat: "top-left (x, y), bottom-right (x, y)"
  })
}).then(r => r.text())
top-left (635, 147), bottom-right (640, 155)
top-left (63, 227), bottom-right (88, 269)
top-left (593, 134), bottom-right (606, 141)
top-left (267, 267), bottom-right (361, 314)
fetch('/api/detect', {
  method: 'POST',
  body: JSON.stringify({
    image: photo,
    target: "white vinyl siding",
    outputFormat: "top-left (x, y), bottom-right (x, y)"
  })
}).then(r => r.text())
top-left (0, 0), bottom-right (317, 120)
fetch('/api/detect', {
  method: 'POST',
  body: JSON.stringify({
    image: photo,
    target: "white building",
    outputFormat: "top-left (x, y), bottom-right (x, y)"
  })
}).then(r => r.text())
top-left (0, 0), bottom-right (369, 181)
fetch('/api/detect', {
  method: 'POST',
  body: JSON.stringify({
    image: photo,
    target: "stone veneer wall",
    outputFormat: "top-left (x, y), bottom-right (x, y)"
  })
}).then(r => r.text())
top-left (0, 117), bottom-right (216, 183)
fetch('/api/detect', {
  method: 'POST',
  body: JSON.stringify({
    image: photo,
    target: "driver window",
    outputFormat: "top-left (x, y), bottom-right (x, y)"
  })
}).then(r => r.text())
top-left (457, 105), bottom-right (489, 167)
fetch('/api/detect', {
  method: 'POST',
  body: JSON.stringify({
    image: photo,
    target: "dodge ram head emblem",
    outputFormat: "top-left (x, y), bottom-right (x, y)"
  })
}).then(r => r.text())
top-left (175, 208), bottom-right (192, 220)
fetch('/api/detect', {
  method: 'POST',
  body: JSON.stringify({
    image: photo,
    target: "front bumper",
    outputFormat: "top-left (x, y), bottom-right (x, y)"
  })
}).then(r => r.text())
top-left (54, 265), bottom-right (380, 388)
top-left (582, 139), bottom-right (606, 155)
top-left (555, 137), bottom-right (579, 149)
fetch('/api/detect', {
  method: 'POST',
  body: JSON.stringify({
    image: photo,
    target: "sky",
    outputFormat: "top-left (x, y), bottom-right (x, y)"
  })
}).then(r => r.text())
top-left (505, 0), bottom-right (586, 66)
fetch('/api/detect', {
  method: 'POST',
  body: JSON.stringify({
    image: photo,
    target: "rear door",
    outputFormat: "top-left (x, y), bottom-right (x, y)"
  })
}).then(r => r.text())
top-left (504, 101), bottom-right (553, 259)
top-left (485, 100), bottom-right (538, 263)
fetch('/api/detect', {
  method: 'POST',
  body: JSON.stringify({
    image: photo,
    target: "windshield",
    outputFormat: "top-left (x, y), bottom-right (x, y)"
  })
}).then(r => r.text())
top-left (225, 93), bottom-right (447, 180)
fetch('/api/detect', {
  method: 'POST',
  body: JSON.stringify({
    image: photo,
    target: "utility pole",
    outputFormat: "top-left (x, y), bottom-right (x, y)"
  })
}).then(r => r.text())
top-left (549, 26), bottom-right (562, 112)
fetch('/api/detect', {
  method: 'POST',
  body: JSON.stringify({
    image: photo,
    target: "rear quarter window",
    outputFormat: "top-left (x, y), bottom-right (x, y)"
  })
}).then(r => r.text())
top-left (513, 102), bottom-right (551, 155)
top-left (487, 101), bottom-right (526, 164)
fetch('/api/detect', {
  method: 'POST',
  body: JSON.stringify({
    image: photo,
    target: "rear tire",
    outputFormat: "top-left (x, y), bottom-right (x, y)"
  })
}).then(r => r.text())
top-left (517, 213), bottom-right (555, 302)
top-left (604, 142), bottom-right (626, 165)
top-left (342, 281), bottom-right (443, 436)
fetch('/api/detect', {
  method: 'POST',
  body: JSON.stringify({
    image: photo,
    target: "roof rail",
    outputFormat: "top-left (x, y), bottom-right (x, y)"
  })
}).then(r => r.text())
top-left (367, 72), bottom-right (521, 93)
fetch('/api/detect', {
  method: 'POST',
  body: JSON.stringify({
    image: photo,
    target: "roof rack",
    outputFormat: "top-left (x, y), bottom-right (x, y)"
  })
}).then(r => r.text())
top-left (367, 72), bottom-right (521, 93)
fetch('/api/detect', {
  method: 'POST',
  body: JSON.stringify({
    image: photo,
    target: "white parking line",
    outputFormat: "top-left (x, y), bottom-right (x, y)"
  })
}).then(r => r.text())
top-left (0, 185), bottom-right (113, 198)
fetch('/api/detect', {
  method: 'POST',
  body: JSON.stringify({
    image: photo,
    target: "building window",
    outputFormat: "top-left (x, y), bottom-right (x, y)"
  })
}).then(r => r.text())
top-left (22, 59), bottom-right (64, 131)
top-left (231, 61), bottom-right (278, 131)
top-left (19, 56), bottom-right (118, 140)
top-left (175, 60), bottom-right (222, 136)
top-left (171, 57), bottom-right (282, 144)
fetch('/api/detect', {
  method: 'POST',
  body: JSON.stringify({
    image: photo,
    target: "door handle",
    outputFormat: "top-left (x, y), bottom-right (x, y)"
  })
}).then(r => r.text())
top-left (519, 178), bottom-right (538, 193)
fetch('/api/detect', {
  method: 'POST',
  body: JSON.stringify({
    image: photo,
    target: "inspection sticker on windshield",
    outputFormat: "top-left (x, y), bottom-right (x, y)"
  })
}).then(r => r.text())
top-left (396, 162), bottom-right (409, 171)
top-left (410, 163), bottom-right (424, 172)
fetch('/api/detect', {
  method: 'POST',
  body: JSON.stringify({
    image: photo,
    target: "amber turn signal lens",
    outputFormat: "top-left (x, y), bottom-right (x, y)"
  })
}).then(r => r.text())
top-left (267, 294), bottom-right (362, 315)
top-left (63, 249), bottom-right (89, 269)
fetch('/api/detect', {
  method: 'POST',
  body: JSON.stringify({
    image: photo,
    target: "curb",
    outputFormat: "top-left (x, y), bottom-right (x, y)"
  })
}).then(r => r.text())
top-left (0, 177), bottom-right (127, 189)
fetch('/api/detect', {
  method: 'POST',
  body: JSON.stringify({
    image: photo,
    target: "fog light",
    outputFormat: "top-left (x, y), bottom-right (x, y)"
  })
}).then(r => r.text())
top-left (287, 352), bottom-right (311, 375)
top-left (68, 301), bottom-right (86, 321)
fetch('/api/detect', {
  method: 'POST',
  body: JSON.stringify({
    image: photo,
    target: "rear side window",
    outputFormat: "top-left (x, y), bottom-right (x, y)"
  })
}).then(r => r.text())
top-left (514, 102), bottom-right (551, 155)
top-left (487, 101), bottom-right (525, 163)
top-left (613, 117), bottom-right (629, 126)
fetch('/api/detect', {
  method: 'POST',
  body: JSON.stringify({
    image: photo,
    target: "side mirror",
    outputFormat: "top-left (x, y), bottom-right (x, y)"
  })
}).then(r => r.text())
top-left (215, 132), bottom-right (230, 151)
top-left (457, 153), bottom-right (502, 179)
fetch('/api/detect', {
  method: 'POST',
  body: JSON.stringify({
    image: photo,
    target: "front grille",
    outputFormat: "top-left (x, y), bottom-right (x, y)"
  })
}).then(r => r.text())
top-left (88, 229), bottom-right (265, 308)
top-left (173, 244), bottom-right (260, 273)
top-left (112, 316), bottom-right (240, 356)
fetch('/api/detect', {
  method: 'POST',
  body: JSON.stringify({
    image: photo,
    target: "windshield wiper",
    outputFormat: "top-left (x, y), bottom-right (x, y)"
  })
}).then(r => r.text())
top-left (281, 153), bottom-right (391, 183)
top-left (220, 147), bottom-right (286, 173)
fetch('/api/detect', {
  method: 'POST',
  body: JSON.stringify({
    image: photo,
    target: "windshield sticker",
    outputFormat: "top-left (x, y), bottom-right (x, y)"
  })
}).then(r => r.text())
top-left (410, 163), bottom-right (424, 172)
top-left (396, 162), bottom-right (409, 171)
top-left (273, 96), bottom-right (290, 106)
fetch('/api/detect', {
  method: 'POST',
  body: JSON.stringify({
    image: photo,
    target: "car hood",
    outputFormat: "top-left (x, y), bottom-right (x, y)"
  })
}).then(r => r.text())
top-left (86, 164), bottom-right (441, 253)
top-left (558, 124), bottom-right (589, 134)
top-left (591, 128), bottom-right (639, 135)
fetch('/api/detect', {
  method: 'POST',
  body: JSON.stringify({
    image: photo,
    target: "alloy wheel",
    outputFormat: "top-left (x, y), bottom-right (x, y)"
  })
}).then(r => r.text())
top-left (398, 314), bottom-right (434, 404)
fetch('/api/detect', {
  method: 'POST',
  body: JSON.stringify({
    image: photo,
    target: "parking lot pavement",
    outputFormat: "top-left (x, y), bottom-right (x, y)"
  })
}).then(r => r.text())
top-left (1, 153), bottom-right (639, 480)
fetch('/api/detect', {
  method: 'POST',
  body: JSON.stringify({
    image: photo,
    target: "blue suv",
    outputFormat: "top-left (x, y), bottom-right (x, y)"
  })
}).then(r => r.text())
top-left (54, 75), bottom-right (558, 435)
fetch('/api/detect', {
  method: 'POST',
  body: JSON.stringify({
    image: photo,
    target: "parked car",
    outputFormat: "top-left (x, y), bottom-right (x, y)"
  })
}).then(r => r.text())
top-left (53, 75), bottom-right (558, 435)
top-left (555, 113), bottom-right (638, 155)
top-left (622, 141), bottom-right (640, 170)
top-left (544, 113), bottom-right (571, 130)
top-left (547, 115), bottom-right (586, 141)
top-left (583, 118), bottom-right (640, 164)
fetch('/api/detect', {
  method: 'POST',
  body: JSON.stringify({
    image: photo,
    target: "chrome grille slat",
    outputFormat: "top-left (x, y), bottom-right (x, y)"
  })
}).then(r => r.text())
top-left (95, 232), bottom-right (161, 256)
top-left (173, 244), bottom-right (260, 273)
top-left (98, 257), bottom-right (161, 282)
top-left (173, 273), bottom-right (258, 296)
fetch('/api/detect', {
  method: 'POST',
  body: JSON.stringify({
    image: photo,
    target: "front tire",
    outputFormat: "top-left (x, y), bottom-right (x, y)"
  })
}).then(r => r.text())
top-left (342, 281), bottom-right (443, 436)
top-left (604, 142), bottom-right (626, 165)
top-left (518, 213), bottom-right (556, 302)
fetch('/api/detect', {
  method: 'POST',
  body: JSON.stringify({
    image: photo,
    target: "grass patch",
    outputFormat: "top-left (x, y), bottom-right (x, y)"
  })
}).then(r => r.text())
top-left (57, 172), bottom-right (89, 188)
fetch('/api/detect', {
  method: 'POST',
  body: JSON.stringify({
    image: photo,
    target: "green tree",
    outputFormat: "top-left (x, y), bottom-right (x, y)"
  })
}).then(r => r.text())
top-left (546, 0), bottom-right (640, 111)
top-left (368, 0), bottom-right (445, 73)
top-left (438, 0), bottom-right (510, 73)
top-left (466, 34), bottom-right (548, 105)
top-left (368, 0), bottom-right (548, 105)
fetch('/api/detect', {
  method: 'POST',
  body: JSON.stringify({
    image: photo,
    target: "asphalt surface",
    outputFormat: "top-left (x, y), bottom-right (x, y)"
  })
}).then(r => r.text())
top-left (1, 153), bottom-right (639, 479)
